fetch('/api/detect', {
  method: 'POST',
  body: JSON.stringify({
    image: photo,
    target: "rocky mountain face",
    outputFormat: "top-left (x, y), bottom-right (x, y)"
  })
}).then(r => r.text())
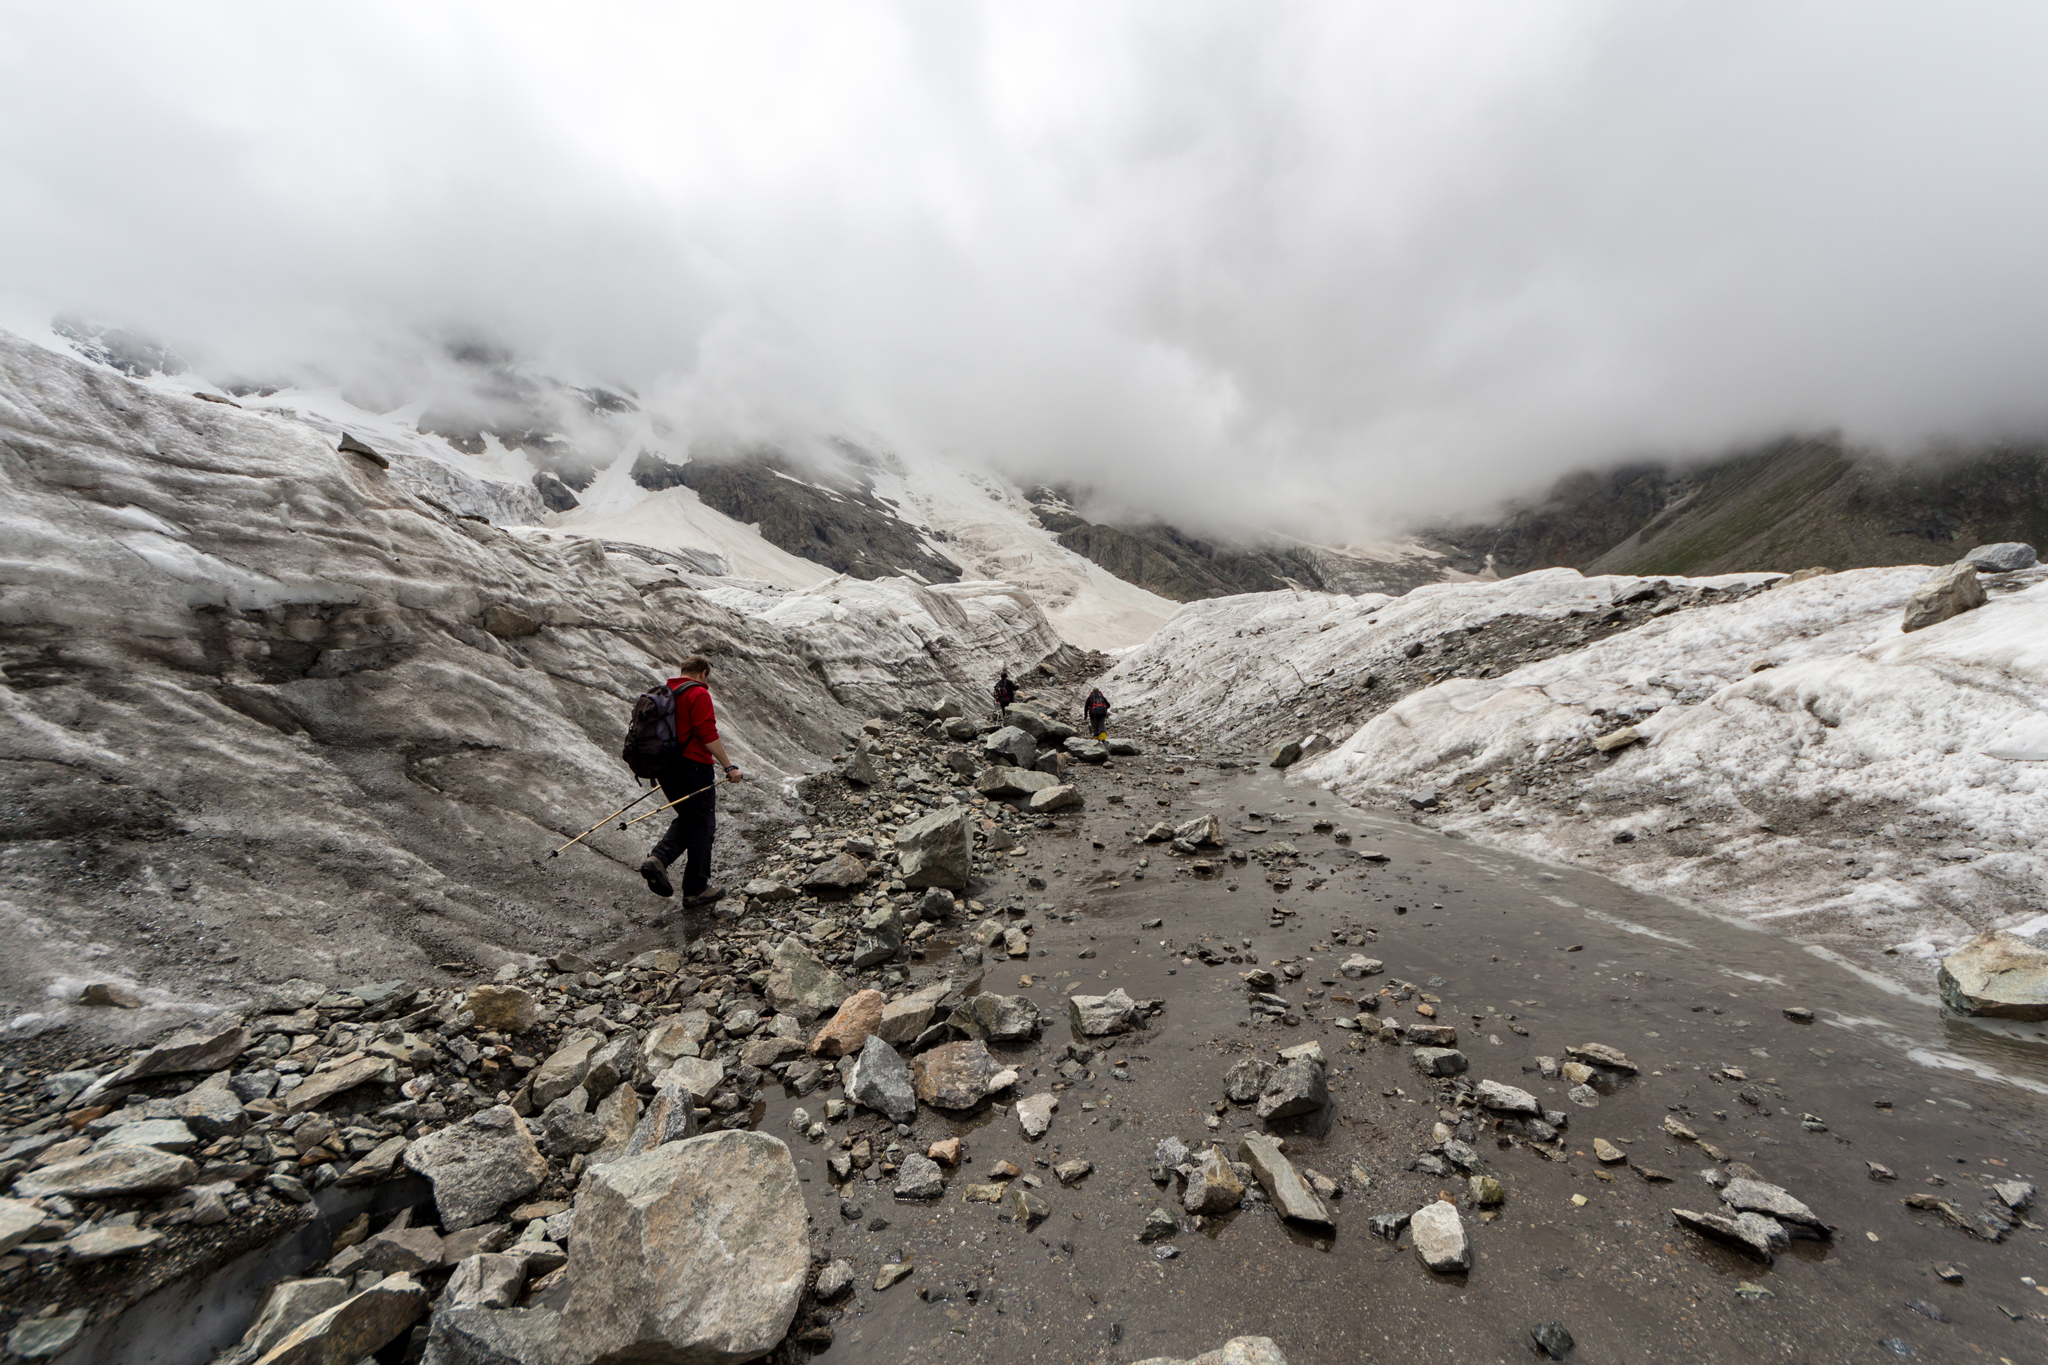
top-left (659, 445), bottom-right (967, 585)
top-left (1025, 488), bottom-right (1455, 602)
top-left (1431, 435), bottom-right (2048, 578)
top-left (0, 332), bottom-right (1070, 1042)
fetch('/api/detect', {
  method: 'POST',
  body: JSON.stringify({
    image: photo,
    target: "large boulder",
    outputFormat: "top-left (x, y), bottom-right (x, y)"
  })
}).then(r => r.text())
top-left (877, 981), bottom-right (952, 1044)
top-left (975, 767), bottom-right (1058, 799)
top-left (557, 1134), bottom-right (807, 1364)
top-left (1067, 989), bottom-right (1142, 1037)
top-left (896, 805), bottom-right (973, 891)
top-left (1027, 784), bottom-right (1084, 813)
top-left (1062, 737), bottom-right (1109, 763)
top-left (106, 1019), bottom-right (249, 1085)
top-left (846, 1035), bottom-right (917, 1124)
top-left (801, 852), bottom-right (869, 892)
top-left (946, 993), bottom-right (1041, 1042)
top-left (15, 1145), bottom-right (196, 1199)
top-left (250, 1274), bottom-right (428, 1365)
top-left (1254, 1058), bottom-right (1328, 1121)
top-left (1001, 704), bottom-right (1074, 744)
top-left (1409, 1200), bottom-right (1471, 1273)
top-left (765, 937), bottom-right (850, 1022)
top-left (912, 1039), bottom-right (998, 1109)
top-left (981, 726), bottom-right (1037, 768)
top-left (1939, 931), bottom-right (2048, 1020)
top-left (403, 1106), bottom-right (547, 1231)
top-left (1901, 561), bottom-right (1987, 632)
top-left (1964, 542), bottom-right (2037, 573)
top-left (809, 989), bottom-right (886, 1058)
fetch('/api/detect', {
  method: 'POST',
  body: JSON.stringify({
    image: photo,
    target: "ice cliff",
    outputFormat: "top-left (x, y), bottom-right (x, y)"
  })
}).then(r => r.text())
top-left (1106, 565), bottom-right (2048, 989)
top-left (0, 332), bottom-right (1067, 1036)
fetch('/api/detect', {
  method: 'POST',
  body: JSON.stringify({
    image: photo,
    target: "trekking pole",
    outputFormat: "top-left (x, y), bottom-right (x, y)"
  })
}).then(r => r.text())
top-left (617, 781), bottom-right (719, 831)
top-left (543, 786), bottom-right (662, 861)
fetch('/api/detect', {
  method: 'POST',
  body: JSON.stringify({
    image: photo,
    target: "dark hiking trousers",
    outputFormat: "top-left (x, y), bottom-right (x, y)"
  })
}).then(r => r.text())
top-left (1087, 705), bottom-right (1108, 735)
top-left (649, 759), bottom-right (717, 897)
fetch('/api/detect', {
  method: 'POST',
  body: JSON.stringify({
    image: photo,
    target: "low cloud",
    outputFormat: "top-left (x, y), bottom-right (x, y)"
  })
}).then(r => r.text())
top-left (6, 2), bottom-right (2047, 540)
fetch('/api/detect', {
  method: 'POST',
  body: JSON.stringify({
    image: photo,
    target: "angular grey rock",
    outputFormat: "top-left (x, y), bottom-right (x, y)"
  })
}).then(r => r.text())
top-left (1409, 1047), bottom-right (1468, 1078)
top-left (1002, 704), bottom-right (1073, 743)
top-left (1255, 1058), bottom-right (1329, 1121)
top-left (1565, 1042), bottom-right (1637, 1072)
top-left (1016, 1092), bottom-right (1056, 1139)
top-left (1901, 561), bottom-right (1987, 633)
top-left (252, 1274), bottom-right (429, 1365)
top-left (6, 1311), bottom-right (86, 1360)
top-left (1721, 1178), bottom-right (1829, 1235)
top-left (555, 1133), bottom-right (807, 1365)
top-left (843, 740), bottom-right (879, 788)
top-left (981, 725), bottom-right (1037, 767)
top-left (1130, 1338), bottom-right (1288, 1365)
top-left (815, 1259), bottom-right (856, 1301)
top-left (101, 1117), bottom-right (198, 1152)
top-left (1238, 1133), bottom-right (1331, 1227)
top-left (1183, 1146), bottom-right (1245, 1215)
top-left (228, 1277), bottom-right (352, 1364)
top-left (329, 1225), bottom-right (444, 1277)
top-left (65, 1225), bottom-right (165, 1260)
top-left (1031, 749), bottom-right (1062, 775)
top-left (916, 886), bottom-right (956, 920)
top-left (1172, 813), bottom-right (1223, 847)
top-left (1410, 1200), bottom-right (1471, 1273)
top-left (1063, 737), bottom-right (1110, 763)
top-left (894, 1152), bottom-right (945, 1200)
top-left (1407, 789), bottom-right (1440, 810)
top-left (803, 852), bottom-right (870, 892)
top-left (896, 804), bottom-right (974, 891)
top-left (404, 1105), bottom-right (547, 1231)
top-left (537, 1104), bottom-right (608, 1159)
top-left (464, 984), bottom-right (538, 1034)
top-left (1269, 740), bottom-right (1303, 769)
top-left (1938, 931), bottom-right (2048, 1020)
top-left (1068, 988), bottom-right (1142, 1037)
top-left (1010, 1184), bottom-right (1050, 1228)
top-left (1475, 1079), bottom-right (1540, 1114)
top-left (446, 1254), bottom-right (526, 1311)
top-left (529, 1030), bottom-right (603, 1108)
top-left (742, 878), bottom-right (797, 904)
top-left (285, 1054), bottom-right (398, 1115)
top-left (942, 714), bottom-right (978, 741)
top-left (878, 981), bottom-right (951, 1044)
top-left (1027, 783), bottom-right (1083, 813)
top-left (654, 1056), bottom-right (724, 1102)
top-left (106, 1018), bottom-right (249, 1084)
top-left (1964, 541), bottom-right (2037, 573)
top-left (15, 1144), bottom-right (197, 1198)
top-left (1338, 954), bottom-right (1383, 979)
top-left (0, 1198), bottom-right (43, 1255)
top-left (765, 936), bottom-right (850, 1022)
top-left (1672, 1207), bottom-right (1777, 1263)
top-left (846, 1035), bottom-right (918, 1124)
top-left (912, 1039), bottom-right (998, 1109)
top-left (583, 1033), bottom-right (648, 1101)
top-left (975, 766), bottom-right (1058, 798)
top-left (947, 992), bottom-right (1041, 1042)
top-left (1224, 1057), bottom-right (1275, 1104)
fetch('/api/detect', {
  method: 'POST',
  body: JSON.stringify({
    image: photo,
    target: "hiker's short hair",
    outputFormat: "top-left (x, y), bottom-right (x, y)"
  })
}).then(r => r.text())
top-left (679, 655), bottom-right (712, 676)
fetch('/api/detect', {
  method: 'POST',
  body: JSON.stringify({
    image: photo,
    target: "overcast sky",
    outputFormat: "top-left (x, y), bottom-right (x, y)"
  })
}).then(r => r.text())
top-left (5, 2), bottom-right (2048, 538)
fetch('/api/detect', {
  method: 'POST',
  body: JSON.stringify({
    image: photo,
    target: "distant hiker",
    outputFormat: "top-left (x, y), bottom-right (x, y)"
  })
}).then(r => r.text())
top-left (1083, 687), bottom-right (1110, 740)
top-left (625, 655), bottom-right (743, 906)
top-left (993, 668), bottom-right (1018, 715)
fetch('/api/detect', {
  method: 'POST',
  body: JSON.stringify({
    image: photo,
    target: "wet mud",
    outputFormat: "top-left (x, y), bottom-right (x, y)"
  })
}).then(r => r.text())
top-left (770, 759), bottom-right (2048, 1365)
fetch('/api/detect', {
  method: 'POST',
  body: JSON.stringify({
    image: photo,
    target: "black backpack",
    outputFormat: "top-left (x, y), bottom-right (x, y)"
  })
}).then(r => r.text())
top-left (622, 679), bottom-right (703, 779)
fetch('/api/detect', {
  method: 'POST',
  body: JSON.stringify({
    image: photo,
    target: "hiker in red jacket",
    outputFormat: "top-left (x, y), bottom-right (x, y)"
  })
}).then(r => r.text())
top-left (639, 656), bottom-right (743, 906)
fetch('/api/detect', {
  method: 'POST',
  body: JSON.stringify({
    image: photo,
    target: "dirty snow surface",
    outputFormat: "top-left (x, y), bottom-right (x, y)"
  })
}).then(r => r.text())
top-left (0, 332), bottom-right (1069, 1039)
top-left (1106, 566), bottom-right (2048, 989)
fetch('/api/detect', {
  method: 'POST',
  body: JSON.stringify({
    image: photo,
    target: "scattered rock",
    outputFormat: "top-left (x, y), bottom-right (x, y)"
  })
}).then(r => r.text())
top-left (1410, 1047), bottom-right (1468, 1078)
top-left (1938, 931), bottom-right (2048, 1020)
top-left (912, 1039), bottom-right (999, 1109)
top-left (1068, 988), bottom-right (1142, 1036)
top-left (1238, 1133), bottom-right (1331, 1227)
top-left (1184, 1146), bottom-right (1246, 1214)
top-left (897, 804), bottom-right (975, 890)
top-left (847, 1035), bottom-right (918, 1124)
top-left (15, 1144), bottom-right (197, 1199)
top-left (1474, 1080), bottom-right (1540, 1114)
top-left (895, 1152), bottom-right (946, 1200)
top-left (1530, 1321), bottom-right (1575, 1360)
top-left (1901, 561), bottom-right (1987, 633)
top-left (810, 989), bottom-right (886, 1058)
top-left (1672, 1207), bottom-right (1778, 1263)
top-left (252, 1274), bottom-right (428, 1365)
top-left (403, 1105), bottom-right (547, 1231)
top-left (464, 984), bottom-right (538, 1033)
top-left (766, 937), bottom-right (851, 1022)
top-left (1017, 1092), bottom-right (1057, 1139)
top-left (1963, 541), bottom-right (2037, 573)
top-left (1254, 1058), bottom-right (1329, 1121)
top-left (1410, 1200), bottom-right (1471, 1273)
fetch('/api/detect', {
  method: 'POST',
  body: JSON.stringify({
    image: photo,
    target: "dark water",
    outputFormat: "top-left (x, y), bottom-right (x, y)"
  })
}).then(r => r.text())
top-left (773, 761), bottom-right (2048, 1365)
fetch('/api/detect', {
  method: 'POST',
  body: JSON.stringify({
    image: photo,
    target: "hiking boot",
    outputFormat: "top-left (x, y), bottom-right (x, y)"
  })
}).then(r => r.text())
top-left (681, 885), bottom-right (725, 909)
top-left (639, 858), bottom-right (675, 898)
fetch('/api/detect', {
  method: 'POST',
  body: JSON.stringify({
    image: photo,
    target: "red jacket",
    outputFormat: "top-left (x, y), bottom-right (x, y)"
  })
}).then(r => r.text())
top-left (665, 678), bottom-right (720, 765)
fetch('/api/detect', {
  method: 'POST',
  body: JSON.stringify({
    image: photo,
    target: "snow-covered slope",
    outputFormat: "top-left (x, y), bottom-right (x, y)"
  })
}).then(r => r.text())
top-left (1107, 565), bottom-right (2048, 989)
top-left (0, 330), bottom-right (1069, 1036)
